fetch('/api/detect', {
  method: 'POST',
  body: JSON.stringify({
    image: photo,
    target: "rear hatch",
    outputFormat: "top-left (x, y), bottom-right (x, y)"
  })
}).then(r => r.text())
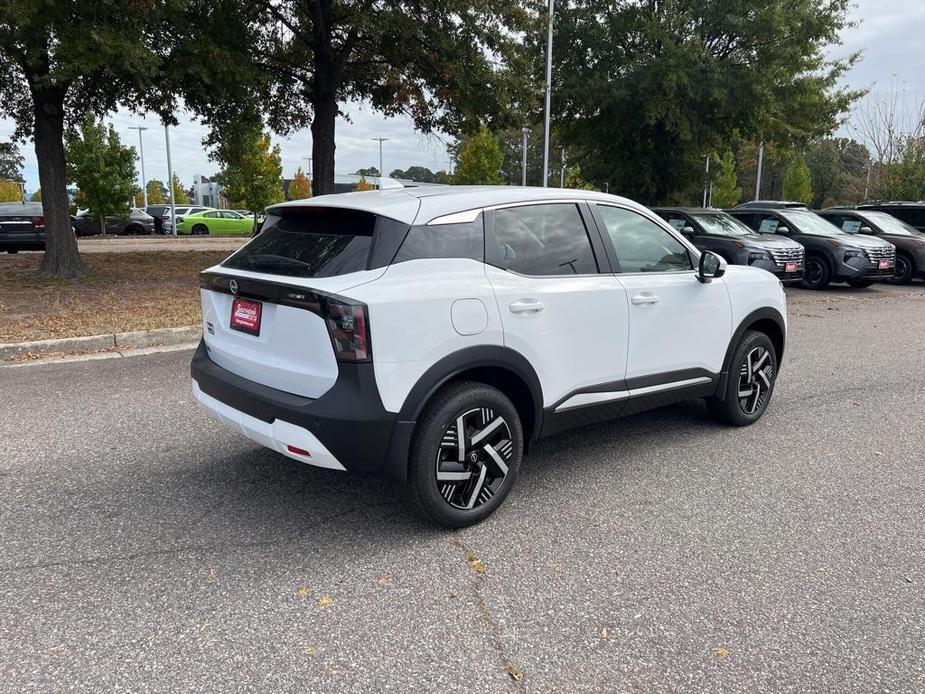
top-left (199, 206), bottom-right (411, 399)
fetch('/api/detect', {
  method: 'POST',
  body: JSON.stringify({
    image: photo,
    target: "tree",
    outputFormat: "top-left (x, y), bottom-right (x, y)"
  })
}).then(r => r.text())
top-left (31, 188), bottom-right (42, 202)
top-left (146, 179), bottom-right (166, 204)
top-left (354, 167), bottom-right (380, 177)
top-left (254, 1), bottom-right (530, 196)
top-left (871, 137), bottom-right (925, 201)
top-left (390, 166), bottom-right (437, 183)
top-left (550, 0), bottom-right (861, 203)
top-left (170, 174), bottom-right (190, 205)
top-left (453, 125), bottom-right (504, 185)
top-left (782, 156), bottom-right (814, 204)
top-left (290, 166), bottom-right (312, 199)
top-left (65, 116), bottom-right (137, 235)
top-left (434, 170), bottom-right (453, 185)
top-left (564, 164), bottom-right (594, 190)
top-left (805, 138), bottom-right (870, 207)
top-left (211, 125), bottom-right (284, 225)
top-left (0, 142), bottom-right (24, 181)
top-left (0, 0), bottom-right (259, 277)
top-left (0, 180), bottom-right (23, 202)
top-left (354, 176), bottom-right (375, 192)
top-left (711, 151), bottom-right (742, 208)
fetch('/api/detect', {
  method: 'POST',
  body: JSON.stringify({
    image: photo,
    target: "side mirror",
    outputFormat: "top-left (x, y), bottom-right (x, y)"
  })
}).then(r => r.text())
top-left (776, 226), bottom-right (790, 234)
top-left (680, 225), bottom-right (695, 237)
top-left (859, 226), bottom-right (874, 235)
top-left (698, 251), bottom-right (726, 283)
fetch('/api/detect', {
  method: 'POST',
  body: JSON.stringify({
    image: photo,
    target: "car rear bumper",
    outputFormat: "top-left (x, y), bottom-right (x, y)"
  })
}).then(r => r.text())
top-left (190, 340), bottom-right (400, 475)
top-left (0, 234), bottom-right (44, 250)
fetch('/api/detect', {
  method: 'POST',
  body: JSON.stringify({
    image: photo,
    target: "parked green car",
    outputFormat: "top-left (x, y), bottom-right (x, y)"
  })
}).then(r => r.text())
top-left (177, 209), bottom-right (256, 236)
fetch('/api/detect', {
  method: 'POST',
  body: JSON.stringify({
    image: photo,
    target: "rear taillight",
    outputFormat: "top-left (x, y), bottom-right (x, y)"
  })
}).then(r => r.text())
top-left (34, 216), bottom-right (44, 229)
top-left (324, 298), bottom-right (371, 362)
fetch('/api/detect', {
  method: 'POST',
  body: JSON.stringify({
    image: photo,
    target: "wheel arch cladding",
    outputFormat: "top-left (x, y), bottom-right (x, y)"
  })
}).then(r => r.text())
top-left (384, 346), bottom-right (543, 483)
top-left (716, 308), bottom-right (786, 401)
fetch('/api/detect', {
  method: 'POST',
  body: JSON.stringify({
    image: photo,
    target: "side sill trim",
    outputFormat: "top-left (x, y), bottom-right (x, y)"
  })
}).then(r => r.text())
top-left (554, 376), bottom-right (712, 413)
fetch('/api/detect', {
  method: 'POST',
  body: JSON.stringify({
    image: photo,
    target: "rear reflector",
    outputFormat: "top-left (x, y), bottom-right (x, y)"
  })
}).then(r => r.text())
top-left (286, 445), bottom-right (311, 457)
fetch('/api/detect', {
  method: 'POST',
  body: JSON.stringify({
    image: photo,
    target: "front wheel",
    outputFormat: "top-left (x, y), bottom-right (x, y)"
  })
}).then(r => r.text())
top-left (706, 330), bottom-right (778, 426)
top-left (406, 381), bottom-right (523, 528)
top-left (801, 256), bottom-right (831, 290)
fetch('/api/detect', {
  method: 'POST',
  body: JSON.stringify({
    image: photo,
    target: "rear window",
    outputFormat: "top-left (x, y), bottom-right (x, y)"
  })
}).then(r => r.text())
top-left (222, 208), bottom-right (405, 278)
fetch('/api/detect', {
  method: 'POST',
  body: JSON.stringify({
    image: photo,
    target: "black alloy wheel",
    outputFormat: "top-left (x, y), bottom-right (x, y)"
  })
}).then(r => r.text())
top-left (890, 254), bottom-right (914, 285)
top-left (802, 256), bottom-right (830, 290)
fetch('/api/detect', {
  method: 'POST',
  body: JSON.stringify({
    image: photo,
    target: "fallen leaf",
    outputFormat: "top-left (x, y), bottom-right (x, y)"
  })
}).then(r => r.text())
top-left (600, 627), bottom-right (609, 640)
top-left (464, 549), bottom-right (486, 575)
top-left (852, 400), bottom-right (861, 406)
top-left (317, 596), bottom-right (333, 608)
top-left (548, 560), bottom-right (561, 572)
top-left (376, 576), bottom-right (392, 587)
top-left (714, 647), bottom-right (730, 658)
top-left (208, 567), bottom-right (216, 581)
top-left (296, 587), bottom-right (311, 598)
top-left (874, 451), bottom-right (883, 456)
top-left (504, 661), bottom-right (523, 681)
top-left (816, 566), bottom-right (827, 574)
top-left (199, 622), bottom-right (208, 632)
top-left (303, 646), bottom-right (317, 657)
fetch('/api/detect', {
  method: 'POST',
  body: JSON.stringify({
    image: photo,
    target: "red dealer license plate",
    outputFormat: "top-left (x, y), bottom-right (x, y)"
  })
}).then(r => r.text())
top-left (230, 297), bottom-right (262, 336)
top-left (879, 259), bottom-right (891, 270)
top-left (785, 262), bottom-right (798, 273)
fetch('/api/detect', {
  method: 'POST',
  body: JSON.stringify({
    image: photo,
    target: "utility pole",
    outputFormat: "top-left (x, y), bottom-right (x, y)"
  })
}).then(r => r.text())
top-left (372, 138), bottom-right (388, 187)
top-left (130, 126), bottom-right (149, 208)
top-left (165, 124), bottom-right (176, 236)
top-left (754, 141), bottom-right (765, 201)
top-left (702, 154), bottom-right (710, 207)
top-left (541, 0), bottom-right (555, 187)
top-left (521, 126), bottom-right (529, 187)
top-left (302, 156), bottom-right (313, 177)
top-left (560, 147), bottom-right (566, 187)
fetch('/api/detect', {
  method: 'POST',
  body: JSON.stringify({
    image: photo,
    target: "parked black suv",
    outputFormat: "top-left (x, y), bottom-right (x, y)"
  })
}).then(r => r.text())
top-left (652, 208), bottom-right (805, 282)
top-left (818, 208), bottom-right (925, 284)
top-left (857, 202), bottom-right (925, 233)
top-left (0, 201), bottom-right (44, 253)
top-left (727, 207), bottom-right (896, 290)
top-left (735, 200), bottom-right (808, 210)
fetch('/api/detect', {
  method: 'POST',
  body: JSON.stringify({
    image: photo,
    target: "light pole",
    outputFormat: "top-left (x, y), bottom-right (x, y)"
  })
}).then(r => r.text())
top-left (541, 0), bottom-right (555, 187)
top-left (560, 147), bottom-right (566, 187)
top-left (372, 137), bottom-right (388, 186)
top-left (702, 154), bottom-right (710, 207)
top-left (521, 126), bottom-right (529, 187)
top-left (754, 141), bottom-right (765, 201)
top-left (129, 126), bottom-right (149, 208)
top-left (165, 123), bottom-right (176, 236)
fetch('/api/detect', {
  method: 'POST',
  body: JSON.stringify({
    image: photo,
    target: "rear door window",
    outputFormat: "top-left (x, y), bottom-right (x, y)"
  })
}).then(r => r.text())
top-left (222, 208), bottom-right (406, 278)
top-left (490, 203), bottom-right (598, 275)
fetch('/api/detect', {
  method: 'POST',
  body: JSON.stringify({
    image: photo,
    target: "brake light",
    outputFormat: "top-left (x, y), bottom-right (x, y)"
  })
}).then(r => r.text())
top-left (324, 298), bottom-right (371, 362)
top-left (34, 216), bottom-right (44, 229)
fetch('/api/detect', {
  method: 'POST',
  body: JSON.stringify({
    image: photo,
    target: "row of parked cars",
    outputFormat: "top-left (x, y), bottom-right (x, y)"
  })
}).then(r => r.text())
top-left (650, 201), bottom-right (925, 288)
top-left (0, 202), bottom-right (260, 251)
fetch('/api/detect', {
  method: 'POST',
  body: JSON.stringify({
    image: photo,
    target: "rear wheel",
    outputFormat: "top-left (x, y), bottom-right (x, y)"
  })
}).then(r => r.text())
top-left (707, 330), bottom-right (778, 426)
top-left (192, 224), bottom-right (209, 236)
top-left (847, 278), bottom-right (874, 288)
top-left (406, 381), bottom-right (523, 528)
top-left (124, 224), bottom-right (144, 236)
top-left (801, 255), bottom-right (830, 290)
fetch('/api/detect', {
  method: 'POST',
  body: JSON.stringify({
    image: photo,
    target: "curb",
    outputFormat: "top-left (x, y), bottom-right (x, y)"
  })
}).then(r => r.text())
top-left (0, 325), bottom-right (202, 360)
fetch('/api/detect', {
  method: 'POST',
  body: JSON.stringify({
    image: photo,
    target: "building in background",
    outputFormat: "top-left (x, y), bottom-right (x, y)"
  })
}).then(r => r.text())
top-left (192, 175), bottom-right (224, 207)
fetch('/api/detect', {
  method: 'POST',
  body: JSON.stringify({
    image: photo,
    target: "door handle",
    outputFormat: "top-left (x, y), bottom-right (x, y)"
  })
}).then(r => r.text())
top-left (509, 298), bottom-right (545, 314)
top-left (631, 292), bottom-right (659, 305)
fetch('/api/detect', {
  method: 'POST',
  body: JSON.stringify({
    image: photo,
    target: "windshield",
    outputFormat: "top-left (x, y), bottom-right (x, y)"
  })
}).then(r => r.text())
top-left (857, 211), bottom-right (922, 236)
top-left (690, 213), bottom-right (756, 237)
top-left (778, 210), bottom-right (845, 237)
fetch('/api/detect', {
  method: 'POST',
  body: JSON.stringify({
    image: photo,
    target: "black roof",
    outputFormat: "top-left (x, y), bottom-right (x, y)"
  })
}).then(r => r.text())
top-left (734, 200), bottom-right (808, 209)
top-left (649, 207), bottom-right (729, 213)
top-left (858, 201), bottom-right (925, 208)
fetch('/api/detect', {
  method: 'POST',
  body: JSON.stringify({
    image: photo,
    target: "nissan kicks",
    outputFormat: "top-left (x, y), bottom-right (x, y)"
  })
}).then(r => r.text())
top-left (651, 207), bottom-right (805, 282)
top-left (727, 206), bottom-right (896, 289)
top-left (191, 187), bottom-right (787, 527)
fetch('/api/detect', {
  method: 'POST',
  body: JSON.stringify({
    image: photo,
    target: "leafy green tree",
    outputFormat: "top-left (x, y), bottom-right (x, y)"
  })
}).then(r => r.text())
top-left (354, 167), bottom-right (380, 177)
top-left (65, 117), bottom-right (137, 235)
top-left (290, 167), bottom-right (312, 199)
top-left (782, 156), bottom-right (814, 204)
top-left (146, 179), bottom-right (166, 204)
top-left (434, 170), bottom-right (453, 184)
top-left (711, 151), bottom-right (742, 208)
top-left (0, 180), bottom-right (23, 202)
top-left (170, 174), bottom-right (190, 205)
top-left (0, 0), bottom-right (259, 278)
top-left (564, 164), bottom-right (594, 190)
top-left (453, 125), bottom-right (504, 185)
top-left (872, 137), bottom-right (925, 201)
top-left (550, 0), bottom-right (861, 203)
top-left (805, 138), bottom-right (870, 207)
top-left (0, 142), bottom-right (24, 181)
top-left (390, 166), bottom-right (437, 183)
top-left (254, 1), bottom-right (530, 195)
top-left (212, 125), bottom-right (284, 224)
top-left (31, 188), bottom-right (42, 202)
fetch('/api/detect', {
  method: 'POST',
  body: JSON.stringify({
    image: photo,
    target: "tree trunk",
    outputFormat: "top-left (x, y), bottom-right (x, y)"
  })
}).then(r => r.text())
top-left (311, 92), bottom-right (338, 197)
top-left (35, 95), bottom-right (84, 279)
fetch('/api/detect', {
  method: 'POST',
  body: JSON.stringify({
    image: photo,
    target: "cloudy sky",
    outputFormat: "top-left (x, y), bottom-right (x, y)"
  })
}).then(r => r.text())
top-left (2, 0), bottom-right (923, 195)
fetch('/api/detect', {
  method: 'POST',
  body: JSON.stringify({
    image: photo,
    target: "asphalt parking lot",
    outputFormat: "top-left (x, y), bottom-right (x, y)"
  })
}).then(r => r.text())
top-left (2, 283), bottom-right (924, 693)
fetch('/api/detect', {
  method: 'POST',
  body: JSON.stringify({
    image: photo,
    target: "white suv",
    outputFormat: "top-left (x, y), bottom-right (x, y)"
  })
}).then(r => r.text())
top-left (191, 187), bottom-right (786, 527)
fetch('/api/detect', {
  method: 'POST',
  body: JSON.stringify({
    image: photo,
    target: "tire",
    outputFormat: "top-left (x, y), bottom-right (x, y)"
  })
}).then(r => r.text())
top-left (801, 255), bottom-right (831, 290)
top-left (192, 224), bottom-right (209, 236)
top-left (405, 381), bottom-right (523, 528)
top-left (891, 253), bottom-right (915, 285)
top-left (706, 330), bottom-right (778, 426)
top-left (124, 225), bottom-right (144, 236)
top-left (846, 278), bottom-right (873, 288)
